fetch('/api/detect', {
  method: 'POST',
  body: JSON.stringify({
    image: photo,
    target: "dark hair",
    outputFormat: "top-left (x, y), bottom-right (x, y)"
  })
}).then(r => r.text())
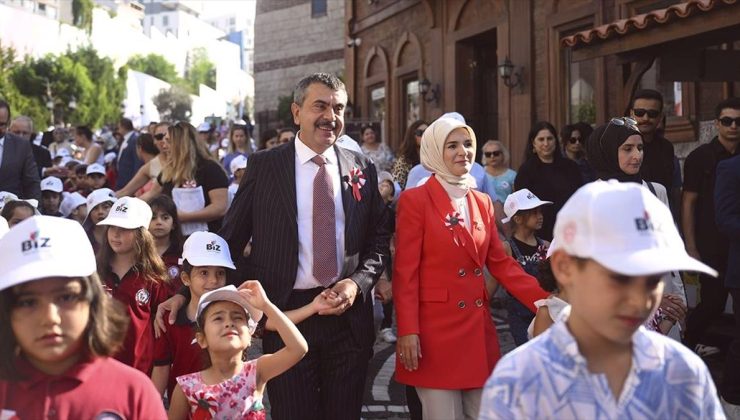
top-left (65, 160), bottom-right (79, 171)
top-left (524, 121), bottom-right (562, 162)
top-left (136, 133), bottom-right (159, 156)
top-left (293, 73), bottom-right (346, 106)
top-left (631, 89), bottom-right (663, 112)
top-left (536, 258), bottom-right (558, 293)
top-left (398, 120), bottom-right (428, 167)
top-left (0, 274), bottom-right (129, 380)
top-left (715, 97), bottom-right (740, 119)
top-left (360, 124), bottom-right (375, 136)
top-left (277, 127), bottom-right (295, 137)
top-left (119, 118), bottom-right (134, 131)
top-left (75, 164), bottom-right (88, 176)
top-left (259, 129), bottom-right (278, 150)
top-left (572, 122), bottom-right (593, 142)
top-left (75, 125), bottom-right (93, 141)
top-left (1, 201), bottom-right (35, 221)
top-left (0, 100), bottom-right (10, 119)
top-left (149, 195), bottom-right (183, 253)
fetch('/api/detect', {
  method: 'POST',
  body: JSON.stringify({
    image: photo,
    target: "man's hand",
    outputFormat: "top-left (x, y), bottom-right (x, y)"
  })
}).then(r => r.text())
top-left (374, 277), bottom-right (392, 304)
top-left (154, 294), bottom-right (187, 338)
top-left (318, 278), bottom-right (359, 316)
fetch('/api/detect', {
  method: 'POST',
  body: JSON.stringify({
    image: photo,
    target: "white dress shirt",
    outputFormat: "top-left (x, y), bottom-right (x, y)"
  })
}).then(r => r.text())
top-left (0, 136), bottom-right (5, 167)
top-left (294, 135), bottom-right (345, 289)
top-left (117, 131), bottom-right (134, 164)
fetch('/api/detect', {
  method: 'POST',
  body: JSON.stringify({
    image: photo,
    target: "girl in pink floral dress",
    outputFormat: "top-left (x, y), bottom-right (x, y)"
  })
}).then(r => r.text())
top-left (168, 284), bottom-right (308, 420)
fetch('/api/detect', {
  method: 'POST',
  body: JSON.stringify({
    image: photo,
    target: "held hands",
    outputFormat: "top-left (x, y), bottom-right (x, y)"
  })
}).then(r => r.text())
top-left (317, 278), bottom-right (359, 316)
top-left (397, 334), bottom-right (421, 371)
top-left (374, 277), bottom-right (392, 304)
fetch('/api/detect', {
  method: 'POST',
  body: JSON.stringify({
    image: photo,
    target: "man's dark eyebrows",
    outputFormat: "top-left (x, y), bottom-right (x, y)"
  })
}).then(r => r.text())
top-left (312, 99), bottom-right (330, 106)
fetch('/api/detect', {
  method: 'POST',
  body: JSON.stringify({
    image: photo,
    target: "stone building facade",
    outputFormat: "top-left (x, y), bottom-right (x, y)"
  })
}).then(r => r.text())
top-left (254, 0), bottom-right (345, 135)
top-left (346, 0), bottom-right (740, 169)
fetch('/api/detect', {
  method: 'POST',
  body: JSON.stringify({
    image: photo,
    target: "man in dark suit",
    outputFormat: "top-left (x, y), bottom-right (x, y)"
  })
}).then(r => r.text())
top-left (223, 74), bottom-right (390, 419)
top-left (9, 115), bottom-right (53, 179)
top-left (0, 101), bottom-right (41, 200)
top-left (715, 129), bottom-right (740, 415)
top-left (115, 117), bottom-right (143, 189)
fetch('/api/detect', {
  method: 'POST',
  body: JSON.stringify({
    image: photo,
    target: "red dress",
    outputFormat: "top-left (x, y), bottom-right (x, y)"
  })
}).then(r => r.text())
top-left (393, 175), bottom-right (548, 389)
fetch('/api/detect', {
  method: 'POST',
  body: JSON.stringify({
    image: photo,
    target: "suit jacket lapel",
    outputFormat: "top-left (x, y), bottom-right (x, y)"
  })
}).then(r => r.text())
top-left (425, 176), bottom-right (480, 263)
top-left (273, 142), bottom-right (297, 228)
top-left (0, 136), bottom-right (11, 170)
top-left (334, 145), bottom-right (354, 232)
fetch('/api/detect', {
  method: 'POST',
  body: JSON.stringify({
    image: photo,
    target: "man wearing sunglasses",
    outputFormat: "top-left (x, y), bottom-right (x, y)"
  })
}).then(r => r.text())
top-left (683, 97), bottom-right (740, 360)
top-left (629, 89), bottom-right (677, 200)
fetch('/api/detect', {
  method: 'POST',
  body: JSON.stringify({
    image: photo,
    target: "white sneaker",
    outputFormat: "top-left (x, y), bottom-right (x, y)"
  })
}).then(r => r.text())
top-left (695, 344), bottom-right (721, 357)
top-left (721, 397), bottom-right (740, 420)
top-left (380, 328), bottom-right (397, 343)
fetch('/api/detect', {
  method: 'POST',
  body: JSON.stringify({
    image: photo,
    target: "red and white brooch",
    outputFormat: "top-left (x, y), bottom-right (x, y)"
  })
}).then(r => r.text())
top-left (189, 390), bottom-right (218, 420)
top-left (444, 211), bottom-right (466, 247)
top-left (345, 167), bottom-right (366, 202)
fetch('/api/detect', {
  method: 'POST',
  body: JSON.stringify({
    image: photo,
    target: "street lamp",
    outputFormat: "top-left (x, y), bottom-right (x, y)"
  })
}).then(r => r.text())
top-left (419, 78), bottom-right (440, 105)
top-left (498, 57), bottom-right (523, 91)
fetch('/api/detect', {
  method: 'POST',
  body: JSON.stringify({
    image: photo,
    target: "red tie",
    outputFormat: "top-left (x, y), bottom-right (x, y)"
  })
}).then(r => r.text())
top-left (311, 155), bottom-right (337, 287)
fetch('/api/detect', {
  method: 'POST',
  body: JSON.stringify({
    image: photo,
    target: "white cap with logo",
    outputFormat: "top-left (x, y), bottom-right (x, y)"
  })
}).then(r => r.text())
top-left (180, 231), bottom-right (235, 269)
top-left (550, 180), bottom-right (717, 277)
top-left (85, 188), bottom-right (117, 221)
top-left (196, 285), bottom-right (258, 334)
top-left (86, 163), bottom-right (106, 176)
top-left (197, 122), bottom-right (211, 132)
top-left (229, 155), bottom-right (248, 175)
top-left (59, 192), bottom-right (86, 218)
top-left (501, 188), bottom-right (552, 224)
top-left (0, 216), bottom-right (96, 292)
top-left (41, 177), bottom-right (64, 193)
top-left (0, 191), bottom-right (39, 212)
top-left (98, 196), bottom-right (152, 229)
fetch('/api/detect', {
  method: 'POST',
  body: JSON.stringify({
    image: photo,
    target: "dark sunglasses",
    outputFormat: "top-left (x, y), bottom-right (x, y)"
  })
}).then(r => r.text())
top-left (719, 117), bottom-right (740, 127)
top-left (599, 117), bottom-right (639, 149)
top-left (568, 137), bottom-right (582, 144)
top-left (483, 151), bottom-right (503, 158)
top-left (415, 128), bottom-right (426, 137)
top-left (632, 108), bottom-right (660, 119)
top-left (154, 133), bottom-right (166, 140)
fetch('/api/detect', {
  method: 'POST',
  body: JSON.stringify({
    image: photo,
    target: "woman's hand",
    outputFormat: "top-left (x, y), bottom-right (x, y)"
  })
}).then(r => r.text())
top-left (660, 294), bottom-right (687, 323)
top-left (397, 334), bottom-right (421, 371)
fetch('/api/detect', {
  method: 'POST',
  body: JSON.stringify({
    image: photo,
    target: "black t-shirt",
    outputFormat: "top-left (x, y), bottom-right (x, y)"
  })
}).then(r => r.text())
top-left (515, 157), bottom-right (583, 241)
top-left (641, 135), bottom-right (675, 192)
top-left (158, 159), bottom-right (229, 232)
top-left (683, 137), bottom-right (737, 257)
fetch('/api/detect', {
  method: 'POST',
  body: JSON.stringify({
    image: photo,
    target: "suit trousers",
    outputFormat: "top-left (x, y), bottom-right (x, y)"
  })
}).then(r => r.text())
top-left (263, 287), bottom-right (371, 420)
top-left (685, 254), bottom-right (728, 348)
top-left (415, 387), bottom-right (482, 420)
top-left (722, 288), bottom-right (740, 404)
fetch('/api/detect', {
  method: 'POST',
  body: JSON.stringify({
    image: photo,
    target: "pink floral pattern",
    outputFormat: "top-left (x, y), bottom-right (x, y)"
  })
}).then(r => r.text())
top-left (177, 360), bottom-right (265, 420)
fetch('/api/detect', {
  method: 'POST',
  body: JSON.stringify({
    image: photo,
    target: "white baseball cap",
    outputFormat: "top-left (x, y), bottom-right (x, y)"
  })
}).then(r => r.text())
top-left (85, 188), bottom-right (117, 221)
top-left (501, 188), bottom-right (553, 224)
top-left (378, 171), bottom-right (401, 203)
top-left (195, 285), bottom-right (258, 334)
top-left (180, 231), bottom-right (235, 269)
top-left (0, 192), bottom-right (39, 212)
top-left (104, 152), bottom-right (117, 164)
top-left (0, 216), bottom-right (96, 292)
top-left (41, 177), bottom-right (64, 193)
top-left (54, 149), bottom-right (70, 159)
top-left (197, 122), bottom-right (211, 132)
top-left (59, 192), bottom-right (86, 218)
top-left (550, 180), bottom-right (717, 277)
top-left (0, 217), bottom-right (8, 238)
top-left (86, 163), bottom-right (106, 176)
top-left (98, 196), bottom-right (152, 230)
top-left (229, 155), bottom-right (248, 175)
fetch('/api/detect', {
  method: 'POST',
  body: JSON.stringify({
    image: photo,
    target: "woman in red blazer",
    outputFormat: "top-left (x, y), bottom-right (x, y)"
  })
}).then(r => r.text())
top-left (393, 116), bottom-right (548, 419)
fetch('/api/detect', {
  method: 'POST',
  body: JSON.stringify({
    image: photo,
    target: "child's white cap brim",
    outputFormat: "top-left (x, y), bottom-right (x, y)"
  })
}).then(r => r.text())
top-left (196, 285), bottom-right (259, 334)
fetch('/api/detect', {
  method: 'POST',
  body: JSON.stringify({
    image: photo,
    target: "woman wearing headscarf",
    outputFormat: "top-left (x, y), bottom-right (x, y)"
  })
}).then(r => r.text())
top-left (393, 117), bottom-right (548, 419)
top-left (586, 117), bottom-right (687, 339)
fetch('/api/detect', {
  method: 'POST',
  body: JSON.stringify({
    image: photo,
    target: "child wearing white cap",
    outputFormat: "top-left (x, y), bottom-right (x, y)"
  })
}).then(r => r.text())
top-left (59, 192), bottom-right (87, 224)
top-left (500, 188), bottom-right (552, 346)
top-left (167, 283), bottom-right (308, 419)
top-left (95, 196), bottom-right (169, 375)
top-left (0, 216), bottom-right (166, 418)
top-left (151, 231), bottom-right (241, 398)
top-left (1, 198), bottom-right (37, 228)
top-left (40, 176), bottom-right (64, 216)
top-left (85, 163), bottom-right (109, 190)
top-left (479, 181), bottom-right (723, 419)
top-left (83, 188), bottom-right (117, 251)
top-left (227, 154), bottom-right (247, 208)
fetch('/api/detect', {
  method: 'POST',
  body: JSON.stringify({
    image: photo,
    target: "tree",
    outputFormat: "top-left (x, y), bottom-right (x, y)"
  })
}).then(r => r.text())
top-left (126, 54), bottom-right (179, 84)
top-left (276, 94), bottom-right (294, 127)
top-left (186, 48), bottom-right (216, 92)
top-left (0, 43), bottom-right (47, 128)
top-left (72, 0), bottom-right (94, 33)
top-left (153, 85), bottom-right (192, 122)
top-left (65, 46), bottom-right (126, 127)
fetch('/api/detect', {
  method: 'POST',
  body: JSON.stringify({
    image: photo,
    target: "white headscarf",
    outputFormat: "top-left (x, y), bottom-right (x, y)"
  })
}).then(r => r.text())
top-left (420, 117), bottom-right (478, 189)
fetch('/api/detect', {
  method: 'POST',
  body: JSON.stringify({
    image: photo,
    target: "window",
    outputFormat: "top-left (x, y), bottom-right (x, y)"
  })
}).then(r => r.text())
top-left (563, 26), bottom-right (596, 124)
top-left (311, 0), bottom-right (327, 18)
top-left (638, 59), bottom-right (684, 117)
top-left (369, 85), bottom-right (386, 127)
top-left (403, 79), bottom-right (421, 129)
top-left (162, 15), bottom-right (169, 26)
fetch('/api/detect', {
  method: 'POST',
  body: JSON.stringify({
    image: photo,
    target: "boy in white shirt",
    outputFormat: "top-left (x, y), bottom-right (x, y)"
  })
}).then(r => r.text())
top-left (479, 180), bottom-right (724, 420)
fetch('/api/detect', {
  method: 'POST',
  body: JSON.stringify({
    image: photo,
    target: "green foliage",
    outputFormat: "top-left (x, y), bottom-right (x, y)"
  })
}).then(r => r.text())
top-left (276, 95), bottom-right (294, 127)
top-left (0, 43), bottom-right (126, 129)
top-left (126, 54), bottom-right (179, 84)
top-left (72, 0), bottom-right (94, 33)
top-left (153, 85), bottom-right (192, 122)
top-left (186, 48), bottom-right (216, 92)
top-left (573, 101), bottom-right (596, 124)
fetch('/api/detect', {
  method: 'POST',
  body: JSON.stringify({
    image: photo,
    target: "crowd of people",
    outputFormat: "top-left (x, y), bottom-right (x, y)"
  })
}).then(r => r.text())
top-left (0, 76), bottom-right (738, 419)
